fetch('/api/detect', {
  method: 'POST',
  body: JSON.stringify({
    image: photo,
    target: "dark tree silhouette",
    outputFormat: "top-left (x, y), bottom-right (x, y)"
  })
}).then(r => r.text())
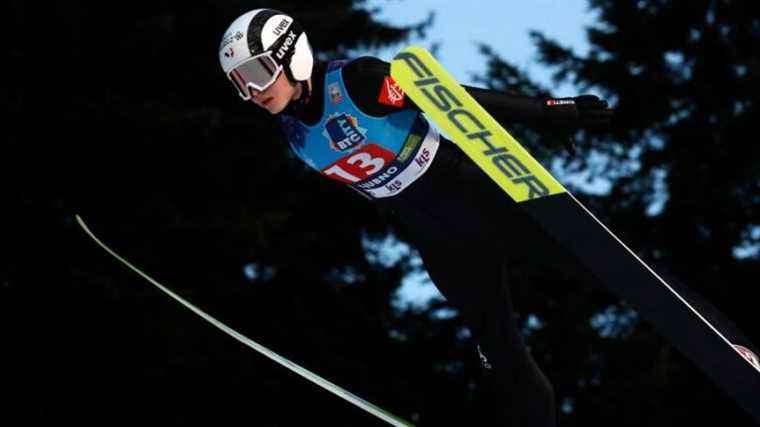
top-left (8, 0), bottom-right (758, 425)
top-left (474, 0), bottom-right (759, 425)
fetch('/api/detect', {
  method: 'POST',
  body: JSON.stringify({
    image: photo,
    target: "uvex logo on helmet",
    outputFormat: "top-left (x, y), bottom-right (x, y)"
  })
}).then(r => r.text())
top-left (272, 18), bottom-right (290, 36)
top-left (276, 30), bottom-right (298, 60)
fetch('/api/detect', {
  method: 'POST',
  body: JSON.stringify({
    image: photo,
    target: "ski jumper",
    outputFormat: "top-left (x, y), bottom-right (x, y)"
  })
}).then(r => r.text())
top-left (273, 56), bottom-right (760, 426)
top-left (278, 57), bottom-right (559, 426)
top-left (223, 10), bottom-right (760, 425)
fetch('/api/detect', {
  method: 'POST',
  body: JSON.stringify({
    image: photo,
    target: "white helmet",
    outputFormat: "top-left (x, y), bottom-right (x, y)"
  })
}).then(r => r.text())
top-left (219, 9), bottom-right (314, 100)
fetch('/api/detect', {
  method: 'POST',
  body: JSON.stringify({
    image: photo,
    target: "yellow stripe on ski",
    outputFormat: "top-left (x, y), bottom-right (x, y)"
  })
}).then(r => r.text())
top-left (391, 46), bottom-right (566, 202)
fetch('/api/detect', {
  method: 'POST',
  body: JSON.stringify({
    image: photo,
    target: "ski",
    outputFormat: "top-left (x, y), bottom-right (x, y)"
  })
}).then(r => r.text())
top-left (391, 46), bottom-right (760, 422)
top-left (75, 215), bottom-right (414, 427)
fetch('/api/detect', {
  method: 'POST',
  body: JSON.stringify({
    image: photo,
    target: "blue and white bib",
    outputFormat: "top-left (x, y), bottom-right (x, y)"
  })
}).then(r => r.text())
top-left (278, 59), bottom-right (439, 198)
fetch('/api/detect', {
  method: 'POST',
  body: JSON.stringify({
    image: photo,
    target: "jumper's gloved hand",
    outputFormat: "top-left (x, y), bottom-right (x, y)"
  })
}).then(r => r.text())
top-left (543, 95), bottom-right (614, 157)
top-left (544, 95), bottom-right (613, 127)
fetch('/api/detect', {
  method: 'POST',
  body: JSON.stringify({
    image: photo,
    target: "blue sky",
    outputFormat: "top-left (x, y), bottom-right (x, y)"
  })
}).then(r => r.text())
top-left (365, 0), bottom-right (595, 93)
top-left (357, 0), bottom-right (598, 309)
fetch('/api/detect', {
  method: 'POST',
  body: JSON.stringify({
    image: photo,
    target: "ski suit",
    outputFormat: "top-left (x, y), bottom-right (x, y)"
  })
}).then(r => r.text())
top-left (272, 55), bottom-right (760, 425)
top-left (277, 57), bottom-right (590, 426)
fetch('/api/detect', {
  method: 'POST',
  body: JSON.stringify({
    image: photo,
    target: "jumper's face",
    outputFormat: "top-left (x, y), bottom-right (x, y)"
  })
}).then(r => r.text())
top-left (248, 71), bottom-right (298, 114)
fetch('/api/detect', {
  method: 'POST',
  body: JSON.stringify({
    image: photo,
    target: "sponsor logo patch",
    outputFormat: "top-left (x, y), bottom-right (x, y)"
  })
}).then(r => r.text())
top-left (546, 99), bottom-right (575, 106)
top-left (397, 134), bottom-right (423, 163)
top-left (378, 76), bottom-right (405, 107)
top-left (323, 113), bottom-right (367, 152)
top-left (358, 142), bottom-right (433, 193)
top-left (346, 127), bottom-right (439, 198)
top-left (328, 83), bottom-right (343, 105)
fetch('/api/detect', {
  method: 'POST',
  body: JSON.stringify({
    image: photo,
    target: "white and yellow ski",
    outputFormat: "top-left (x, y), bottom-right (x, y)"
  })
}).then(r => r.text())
top-left (392, 46), bottom-right (760, 423)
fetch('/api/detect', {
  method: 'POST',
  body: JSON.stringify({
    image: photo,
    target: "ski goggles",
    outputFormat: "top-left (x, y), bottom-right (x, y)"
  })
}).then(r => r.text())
top-left (226, 52), bottom-right (283, 100)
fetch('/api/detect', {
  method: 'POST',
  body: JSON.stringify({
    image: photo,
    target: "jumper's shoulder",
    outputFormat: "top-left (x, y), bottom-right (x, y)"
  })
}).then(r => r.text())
top-left (340, 56), bottom-right (391, 96)
top-left (342, 56), bottom-right (391, 79)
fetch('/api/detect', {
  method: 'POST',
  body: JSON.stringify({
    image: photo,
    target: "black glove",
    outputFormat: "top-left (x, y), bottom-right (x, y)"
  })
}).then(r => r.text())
top-left (543, 95), bottom-right (614, 157)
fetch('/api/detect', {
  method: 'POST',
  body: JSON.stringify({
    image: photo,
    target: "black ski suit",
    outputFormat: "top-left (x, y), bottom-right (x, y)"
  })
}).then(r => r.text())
top-left (277, 56), bottom-right (760, 426)
top-left (281, 56), bottom-right (597, 426)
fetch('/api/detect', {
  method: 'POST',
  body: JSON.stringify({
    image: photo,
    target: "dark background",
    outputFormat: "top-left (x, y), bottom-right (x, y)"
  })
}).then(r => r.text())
top-left (6, 1), bottom-right (759, 425)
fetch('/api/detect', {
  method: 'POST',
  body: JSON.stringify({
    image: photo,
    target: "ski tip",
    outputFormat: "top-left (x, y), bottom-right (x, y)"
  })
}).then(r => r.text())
top-left (74, 214), bottom-right (89, 231)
